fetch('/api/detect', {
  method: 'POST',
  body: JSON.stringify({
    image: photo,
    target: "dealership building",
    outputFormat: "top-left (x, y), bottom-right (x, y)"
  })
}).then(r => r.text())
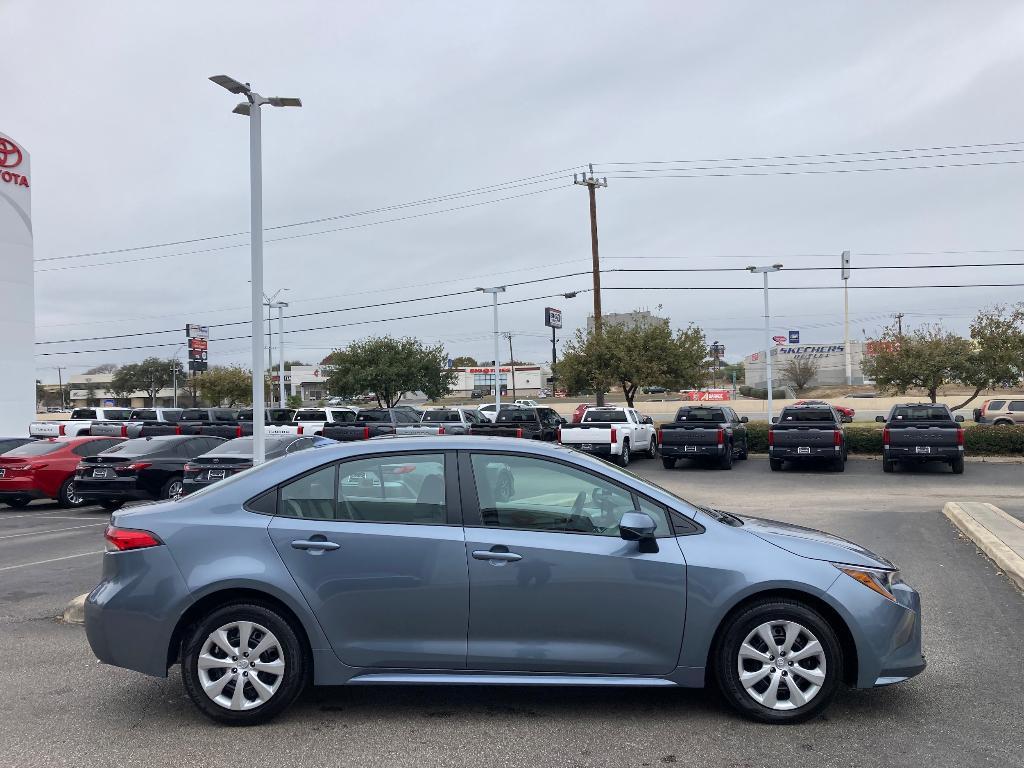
top-left (742, 341), bottom-right (869, 389)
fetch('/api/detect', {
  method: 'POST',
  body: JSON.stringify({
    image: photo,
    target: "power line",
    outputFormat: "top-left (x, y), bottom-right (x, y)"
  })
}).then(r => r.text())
top-left (35, 166), bottom-right (582, 264)
top-left (602, 283), bottom-right (1024, 291)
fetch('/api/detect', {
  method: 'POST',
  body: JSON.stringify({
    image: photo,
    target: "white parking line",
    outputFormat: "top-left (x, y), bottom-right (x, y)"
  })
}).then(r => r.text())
top-left (0, 522), bottom-right (106, 541)
top-left (0, 550), bottom-right (104, 572)
top-left (0, 512), bottom-right (108, 521)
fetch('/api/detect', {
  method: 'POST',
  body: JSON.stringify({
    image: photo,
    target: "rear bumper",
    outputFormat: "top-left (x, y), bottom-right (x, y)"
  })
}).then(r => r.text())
top-left (563, 443), bottom-right (616, 457)
top-left (0, 486), bottom-right (47, 500)
top-left (661, 444), bottom-right (723, 458)
top-left (769, 446), bottom-right (840, 459)
top-left (75, 478), bottom-right (154, 501)
top-left (884, 446), bottom-right (961, 462)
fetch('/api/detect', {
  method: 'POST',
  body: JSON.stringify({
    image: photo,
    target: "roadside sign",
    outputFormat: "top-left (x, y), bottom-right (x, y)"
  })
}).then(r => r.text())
top-left (544, 307), bottom-right (562, 329)
top-left (772, 335), bottom-right (787, 345)
top-left (185, 324), bottom-right (209, 339)
top-left (788, 330), bottom-right (800, 344)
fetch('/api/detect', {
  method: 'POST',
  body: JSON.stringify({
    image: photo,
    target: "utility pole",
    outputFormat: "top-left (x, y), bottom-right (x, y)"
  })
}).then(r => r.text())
top-left (575, 164), bottom-right (608, 405)
top-left (550, 326), bottom-right (557, 390)
top-left (894, 312), bottom-right (904, 336)
top-left (56, 366), bottom-right (66, 410)
top-left (504, 333), bottom-right (517, 400)
top-left (842, 250), bottom-right (852, 386)
top-left (477, 287), bottom-right (506, 413)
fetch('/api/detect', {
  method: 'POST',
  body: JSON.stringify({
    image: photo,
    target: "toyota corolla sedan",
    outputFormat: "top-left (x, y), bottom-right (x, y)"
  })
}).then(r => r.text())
top-left (85, 437), bottom-right (924, 726)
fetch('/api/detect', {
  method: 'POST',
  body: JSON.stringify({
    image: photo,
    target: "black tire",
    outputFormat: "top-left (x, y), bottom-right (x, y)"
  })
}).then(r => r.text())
top-left (738, 439), bottom-right (749, 460)
top-left (994, 420), bottom-right (1013, 427)
top-left (161, 476), bottom-right (184, 499)
top-left (713, 598), bottom-right (843, 724)
top-left (882, 459), bottom-right (895, 473)
top-left (719, 444), bottom-right (734, 470)
top-left (647, 437), bottom-right (658, 458)
top-left (618, 440), bottom-right (631, 467)
top-left (831, 456), bottom-right (845, 472)
top-left (181, 601), bottom-right (308, 726)
top-left (57, 477), bottom-right (86, 509)
top-left (662, 457), bottom-right (676, 470)
top-left (951, 457), bottom-right (965, 475)
top-left (769, 458), bottom-right (783, 472)
top-left (100, 500), bottom-right (124, 511)
top-left (3, 496), bottom-right (31, 509)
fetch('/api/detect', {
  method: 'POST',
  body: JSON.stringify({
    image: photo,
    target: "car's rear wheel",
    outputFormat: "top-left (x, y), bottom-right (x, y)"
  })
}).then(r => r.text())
top-left (618, 440), bottom-right (631, 467)
top-left (662, 457), bottom-right (675, 470)
top-left (162, 477), bottom-right (184, 499)
top-left (882, 459), bottom-right (895, 473)
top-left (58, 477), bottom-right (85, 508)
top-left (951, 457), bottom-right (965, 474)
top-left (182, 602), bottom-right (307, 726)
top-left (714, 599), bottom-right (842, 724)
top-left (99, 500), bottom-right (124, 511)
top-left (719, 445), bottom-right (734, 470)
top-left (831, 456), bottom-right (845, 472)
top-left (4, 496), bottom-right (31, 509)
top-left (738, 439), bottom-right (749, 460)
top-left (769, 458), bottom-right (783, 472)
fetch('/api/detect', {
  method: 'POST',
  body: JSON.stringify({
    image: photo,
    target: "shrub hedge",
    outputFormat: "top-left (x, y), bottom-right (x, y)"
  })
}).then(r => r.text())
top-left (742, 422), bottom-right (1024, 456)
top-left (738, 386), bottom-right (788, 400)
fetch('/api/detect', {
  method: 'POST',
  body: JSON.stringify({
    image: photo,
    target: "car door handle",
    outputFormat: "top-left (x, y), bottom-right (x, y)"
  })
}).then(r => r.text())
top-left (472, 549), bottom-right (522, 562)
top-left (291, 539), bottom-right (340, 552)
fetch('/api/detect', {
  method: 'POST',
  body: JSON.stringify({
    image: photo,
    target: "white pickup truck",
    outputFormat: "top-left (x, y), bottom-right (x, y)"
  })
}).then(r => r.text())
top-left (28, 407), bottom-right (134, 439)
top-left (557, 406), bottom-right (657, 467)
top-left (265, 407), bottom-right (359, 437)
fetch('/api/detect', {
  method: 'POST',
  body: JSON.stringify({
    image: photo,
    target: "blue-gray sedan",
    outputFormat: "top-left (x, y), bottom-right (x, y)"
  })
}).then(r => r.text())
top-left (85, 437), bottom-right (924, 725)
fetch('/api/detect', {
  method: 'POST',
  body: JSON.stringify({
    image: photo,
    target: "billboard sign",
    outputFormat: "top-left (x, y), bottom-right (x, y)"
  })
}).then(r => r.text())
top-left (186, 324), bottom-right (209, 339)
top-left (544, 307), bottom-right (562, 329)
top-left (186, 323), bottom-right (209, 371)
top-left (772, 335), bottom-right (787, 345)
top-left (788, 330), bottom-right (800, 344)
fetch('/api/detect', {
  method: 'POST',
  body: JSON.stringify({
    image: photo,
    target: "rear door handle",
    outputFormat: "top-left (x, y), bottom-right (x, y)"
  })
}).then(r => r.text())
top-left (291, 539), bottom-right (340, 552)
top-left (472, 549), bottom-right (522, 562)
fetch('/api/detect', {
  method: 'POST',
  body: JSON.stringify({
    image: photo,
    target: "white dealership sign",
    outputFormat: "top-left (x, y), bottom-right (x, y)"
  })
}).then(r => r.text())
top-left (0, 131), bottom-right (34, 435)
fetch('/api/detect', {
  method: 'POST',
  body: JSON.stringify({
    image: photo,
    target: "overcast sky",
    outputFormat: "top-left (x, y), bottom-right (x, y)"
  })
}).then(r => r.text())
top-left (7, 1), bottom-right (1024, 383)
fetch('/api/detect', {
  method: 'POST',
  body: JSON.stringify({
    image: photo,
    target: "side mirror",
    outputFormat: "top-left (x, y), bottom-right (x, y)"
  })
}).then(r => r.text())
top-left (560, 417), bottom-right (568, 425)
top-left (619, 511), bottom-right (658, 553)
top-left (955, 414), bottom-right (965, 423)
top-left (841, 415), bottom-right (853, 423)
top-left (875, 415), bottom-right (886, 423)
top-left (740, 416), bottom-right (749, 423)
top-left (644, 416), bottom-right (654, 425)
top-left (771, 416), bottom-right (779, 424)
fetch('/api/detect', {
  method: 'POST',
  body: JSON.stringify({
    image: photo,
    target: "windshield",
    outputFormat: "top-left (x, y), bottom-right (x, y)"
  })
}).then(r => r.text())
top-left (891, 406), bottom-right (953, 421)
top-left (582, 410), bottom-right (627, 423)
top-left (779, 409), bottom-right (834, 422)
top-left (676, 408), bottom-right (725, 423)
top-left (5, 441), bottom-right (64, 457)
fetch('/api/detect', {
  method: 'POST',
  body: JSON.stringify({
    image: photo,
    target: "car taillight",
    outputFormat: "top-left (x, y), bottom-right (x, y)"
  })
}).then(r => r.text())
top-left (175, 426), bottom-right (182, 435)
top-left (183, 464), bottom-right (193, 472)
top-left (657, 428), bottom-right (663, 445)
top-left (438, 426), bottom-right (446, 436)
top-left (883, 427), bottom-right (890, 446)
top-left (834, 430), bottom-right (842, 446)
top-left (120, 425), bottom-right (128, 437)
top-left (768, 430), bottom-right (774, 447)
top-left (58, 424), bottom-right (66, 436)
top-left (104, 526), bottom-right (162, 552)
top-left (297, 425), bottom-right (304, 435)
top-left (556, 426), bottom-right (561, 442)
top-left (957, 429), bottom-right (964, 446)
top-left (717, 428), bottom-right (724, 445)
top-left (236, 426), bottom-right (244, 437)
top-left (117, 462), bottom-right (151, 473)
top-left (364, 427), bottom-right (371, 440)
top-left (610, 428), bottom-right (617, 444)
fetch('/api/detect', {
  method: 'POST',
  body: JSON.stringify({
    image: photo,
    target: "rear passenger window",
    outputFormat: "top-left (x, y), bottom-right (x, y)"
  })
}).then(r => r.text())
top-left (987, 400), bottom-right (1006, 410)
top-left (336, 454), bottom-right (446, 524)
top-left (280, 465), bottom-right (337, 520)
top-left (1009, 402), bottom-right (1024, 412)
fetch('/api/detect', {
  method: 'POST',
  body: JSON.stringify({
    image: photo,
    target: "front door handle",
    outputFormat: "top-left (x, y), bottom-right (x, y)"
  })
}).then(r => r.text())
top-left (291, 539), bottom-right (340, 552)
top-left (472, 548), bottom-right (522, 562)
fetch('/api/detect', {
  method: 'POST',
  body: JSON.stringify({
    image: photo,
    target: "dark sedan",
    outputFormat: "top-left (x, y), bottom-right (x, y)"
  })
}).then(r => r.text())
top-left (182, 435), bottom-right (335, 495)
top-left (75, 435), bottom-right (226, 509)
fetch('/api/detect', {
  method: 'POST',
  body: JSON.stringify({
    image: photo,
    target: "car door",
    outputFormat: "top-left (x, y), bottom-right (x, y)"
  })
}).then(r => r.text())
top-left (461, 451), bottom-right (687, 675)
top-left (268, 451), bottom-right (469, 669)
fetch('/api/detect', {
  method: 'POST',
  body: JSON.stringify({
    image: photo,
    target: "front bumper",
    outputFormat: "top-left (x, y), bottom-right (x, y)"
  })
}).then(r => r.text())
top-left (661, 444), bottom-right (723, 458)
top-left (826, 571), bottom-right (926, 688)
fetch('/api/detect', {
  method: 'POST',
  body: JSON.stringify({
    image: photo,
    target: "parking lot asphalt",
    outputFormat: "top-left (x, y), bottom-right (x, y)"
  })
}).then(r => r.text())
top-left (1, 459), bottom-right (1022, 768)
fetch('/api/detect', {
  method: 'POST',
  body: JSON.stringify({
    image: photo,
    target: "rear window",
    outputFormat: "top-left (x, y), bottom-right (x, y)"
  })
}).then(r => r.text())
top-left (100, 438), bottom-right (175, 456)
top-left (328, 410), bottom-right (358, 422)
top-left (205, 437), bottom-right (292, 454)
top-left (102, 409), bottom-right (133, 420)
top-left (422, 410), bottom-right (460, 422)
top-left (295, 411), bottom-right (328, 421)
top-left (986, 400), bottom-right (1006, 411)
top-left (179, 409), bottom-right (209, 421)
top-left (676, 408), bottom-right (725, 423)
top-left (496, 409), bottom-right (536, 423)
top-left (356, 411), bottom-right (392, 422)
top-left (891, 406), bottom-right (952, 421)
top-left (131, 409), bottom-right (157, 421)
top-left (5, 441), bottom-right (64, 457)
top-left (582, 410), bottom-right (628, 423)
top-left (780, 409), bottom-right (834, 422)
top-left (70, 409), bottom-right (97, 420)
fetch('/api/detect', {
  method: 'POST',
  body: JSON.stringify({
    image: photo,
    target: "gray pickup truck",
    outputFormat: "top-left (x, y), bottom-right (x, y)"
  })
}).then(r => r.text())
top-left (89, 408), bottom-right (183, 438)
top-left (876, 403), bottom-right (965, 474)
top-left (658, 405), bottom-right (748, 470)
top-left (417, 408), bottom-right (486, 435)
top-left (769, 405), bottom-right (847, 472)
top-left (322, 408), bottom-right (430, 442)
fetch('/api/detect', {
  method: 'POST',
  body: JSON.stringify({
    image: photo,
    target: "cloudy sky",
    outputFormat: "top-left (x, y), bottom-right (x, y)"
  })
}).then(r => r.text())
top-left (7, 1), bottom-right (1024, 382)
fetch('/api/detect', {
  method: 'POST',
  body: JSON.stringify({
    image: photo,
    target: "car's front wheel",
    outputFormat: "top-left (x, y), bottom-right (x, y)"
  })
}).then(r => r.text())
top-left (182, 602), bottom-right (307, 726)
top-left (714, 599), bottom-right (842, 724)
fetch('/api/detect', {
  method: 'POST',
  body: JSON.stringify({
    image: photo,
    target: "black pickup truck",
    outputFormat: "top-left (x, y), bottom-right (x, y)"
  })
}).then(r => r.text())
top-left (137, 408), bottom-right (240, 437)
top-left (469, 407), bottom-right (564, 440)
top-left (876, 403), bottom-right (965, 474)
top-left (659, 405), bottom-right (749, 470)
top-left (321, 408), bottom-right (428, 441)
top-left (769, 405), bottom-right (847, 472)
top-left (196, 408), bottom-right (297, 439)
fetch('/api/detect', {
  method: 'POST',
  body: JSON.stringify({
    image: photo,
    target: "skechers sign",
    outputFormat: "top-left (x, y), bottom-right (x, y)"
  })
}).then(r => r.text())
top-left (777, 344), bottom-right (845, 359)
top-left (0, 137), bottom-right (29, 187)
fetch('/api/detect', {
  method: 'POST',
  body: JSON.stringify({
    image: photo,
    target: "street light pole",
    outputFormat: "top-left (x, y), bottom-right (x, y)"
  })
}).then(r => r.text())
top-left (210, 75), bottom-right (301, 465)
top-left (271, 301), bottom-right (289, 408)
top-left (477, 287), bottom-right (506, 414)
top-left (747, 264), bottom-right (784, 423)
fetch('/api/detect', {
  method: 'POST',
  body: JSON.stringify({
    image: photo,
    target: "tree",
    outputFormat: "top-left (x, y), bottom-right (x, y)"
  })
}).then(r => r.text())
top-left (286, 393), bottom-right (304, 409)
top-left (863, 323), bottom-right (974, 403)
top-left (451, 355), bottom-right (477, 368)
top-left (84, 363), bottom-right (118, 375)
top-left (325, 336), bottom-right (456, 407)
top-left (197, 366), bottom-right (253, 407)
top-left (720, 361), bottom-right (745, 386)
top-left (558, 319), bottom-right (709, 407)
top-left (782, 357), bottom-right (819, 394)
top-left (109, 358), bottom-right (183, 405)
top-left (110, 364), bottom-right (138, 406)
top-left (950, 304), bottom-right (1024, 410)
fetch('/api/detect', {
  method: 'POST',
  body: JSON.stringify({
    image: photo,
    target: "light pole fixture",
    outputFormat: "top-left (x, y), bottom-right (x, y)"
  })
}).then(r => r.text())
top-left (210, 75), bottom-right (301, 465)
top-left (270, 300), bottom-right (289, 409)
top-left (477, 286), bottom-right (507, 413)
top-left (746, 264), bottom-right (784, 423)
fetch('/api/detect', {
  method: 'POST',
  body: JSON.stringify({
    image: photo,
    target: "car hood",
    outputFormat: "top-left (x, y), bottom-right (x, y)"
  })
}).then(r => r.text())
top-left (736, 514), bottom-right (895, 569)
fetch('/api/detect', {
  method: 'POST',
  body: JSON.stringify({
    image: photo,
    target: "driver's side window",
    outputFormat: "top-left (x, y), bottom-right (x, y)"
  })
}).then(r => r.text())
top-left (469, 453), bottom-right (669, 537)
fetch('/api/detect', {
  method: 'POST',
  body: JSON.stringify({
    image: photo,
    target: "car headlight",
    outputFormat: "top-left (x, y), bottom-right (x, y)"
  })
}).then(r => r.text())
top-left (833, 564), bottom-right (901, 602)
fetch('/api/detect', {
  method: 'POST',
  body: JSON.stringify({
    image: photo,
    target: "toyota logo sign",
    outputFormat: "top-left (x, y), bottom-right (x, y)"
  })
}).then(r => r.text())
top-left (0, 138), bottom-right (22, 168)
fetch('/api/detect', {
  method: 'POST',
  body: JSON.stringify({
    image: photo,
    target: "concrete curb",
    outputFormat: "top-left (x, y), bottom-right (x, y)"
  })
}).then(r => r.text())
top-left (62, 593), bottom-right (87, 625)
top-left (742, 454), bottom-right (1024, 464)
top-left (943, 502), bottom-right (1024, 592)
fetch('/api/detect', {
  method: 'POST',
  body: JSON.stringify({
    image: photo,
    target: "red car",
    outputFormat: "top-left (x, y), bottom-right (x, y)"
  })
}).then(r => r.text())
top-left (0, 436), bottom-right (124, 509)
top-left (793, 399), bottom-right (855, 422)
top-left (571, 403), bottom-right (595, 423)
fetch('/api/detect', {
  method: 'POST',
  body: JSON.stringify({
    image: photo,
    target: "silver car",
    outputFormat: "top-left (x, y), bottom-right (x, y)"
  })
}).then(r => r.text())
top-left (86, 437), bottom-right (924, 725)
